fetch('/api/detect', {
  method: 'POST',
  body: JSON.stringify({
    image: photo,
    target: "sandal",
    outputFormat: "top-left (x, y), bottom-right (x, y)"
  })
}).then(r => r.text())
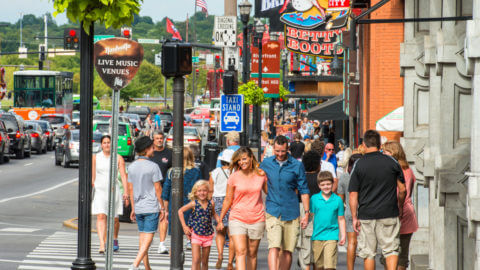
top-left (98, 248), bottom-right (105, 254)
top-left (215, 257), bottom-right (223, 269)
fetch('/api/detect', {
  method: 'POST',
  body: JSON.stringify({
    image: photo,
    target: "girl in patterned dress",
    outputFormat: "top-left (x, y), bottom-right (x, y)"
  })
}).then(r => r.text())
top-left (178, 180), bottom-right (221, 270)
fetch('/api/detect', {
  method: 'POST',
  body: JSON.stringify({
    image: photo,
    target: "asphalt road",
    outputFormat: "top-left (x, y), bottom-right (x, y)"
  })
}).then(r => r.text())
top-left (0, 151), bottom-right (78, 269)
top-left (0, 149), bottom-right (363, 269)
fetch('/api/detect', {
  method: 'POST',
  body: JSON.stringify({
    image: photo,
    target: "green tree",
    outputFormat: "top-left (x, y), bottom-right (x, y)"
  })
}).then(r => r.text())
top-left (53, 0), bottom-right (142, 33)
top-left (238, 81), bottom-right (267, 105)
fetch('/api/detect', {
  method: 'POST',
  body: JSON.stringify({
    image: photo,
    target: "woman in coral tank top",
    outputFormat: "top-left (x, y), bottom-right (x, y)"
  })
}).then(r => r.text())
top-left (383, 141), bottom-right (418, 270)
top-left (218, 147), bottom-right (268, 270)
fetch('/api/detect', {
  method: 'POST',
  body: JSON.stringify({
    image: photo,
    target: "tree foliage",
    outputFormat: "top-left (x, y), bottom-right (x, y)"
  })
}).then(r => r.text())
top-left (53, 0), bottom-right (143, 33)
top-left (238, 81), bottom-right (267, 105)
top-left (279, 85), bottom-right (290, 101)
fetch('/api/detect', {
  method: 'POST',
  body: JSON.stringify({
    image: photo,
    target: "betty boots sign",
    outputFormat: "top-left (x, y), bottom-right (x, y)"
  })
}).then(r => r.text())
top-left (94, 38), bottom-right (144, 90)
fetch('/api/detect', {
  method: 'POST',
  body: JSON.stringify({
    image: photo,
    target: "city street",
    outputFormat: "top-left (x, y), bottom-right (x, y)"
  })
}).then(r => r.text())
top-left (0, 151), bottom-right (361, 269)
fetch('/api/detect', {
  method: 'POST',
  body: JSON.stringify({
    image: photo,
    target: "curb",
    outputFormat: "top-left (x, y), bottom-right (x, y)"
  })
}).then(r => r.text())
top-left (63, 217), bottom-right (97, 233)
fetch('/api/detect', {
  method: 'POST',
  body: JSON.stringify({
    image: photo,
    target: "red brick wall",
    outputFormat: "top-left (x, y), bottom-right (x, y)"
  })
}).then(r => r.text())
top-left (360, 0), bottom-right (404, 141)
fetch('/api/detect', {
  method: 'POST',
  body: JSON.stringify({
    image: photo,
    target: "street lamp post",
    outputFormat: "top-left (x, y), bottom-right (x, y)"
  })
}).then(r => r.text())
top-left (281, 50), bottom-right (288, 123)
top-left (238, 0), bottom-right (251, 147)
top-left (251, 20), bottom-right (264, 160)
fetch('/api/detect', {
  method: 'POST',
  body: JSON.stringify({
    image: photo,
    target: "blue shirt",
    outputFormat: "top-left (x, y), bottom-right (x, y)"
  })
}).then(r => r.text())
top-left (311, 192), bottom-right (344, 241)
top-left (216, 145), bottom-right (241, 168)
top-left (154, 114), bottom-right (161, 128)
top-left (322, 152), bottom-right (338, 171)
top-left (260, 155), bottom-right (309, 221)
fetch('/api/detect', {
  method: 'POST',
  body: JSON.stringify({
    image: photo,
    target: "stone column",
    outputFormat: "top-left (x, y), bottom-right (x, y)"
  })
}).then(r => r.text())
top-left (467, 0), bottom-right (480, 268)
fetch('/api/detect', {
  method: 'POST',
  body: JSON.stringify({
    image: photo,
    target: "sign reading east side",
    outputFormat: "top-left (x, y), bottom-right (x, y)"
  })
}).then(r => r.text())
top-left (220, 94), bottom-right (244, 132)
top-left (94, 38), bottom-right (144, 90)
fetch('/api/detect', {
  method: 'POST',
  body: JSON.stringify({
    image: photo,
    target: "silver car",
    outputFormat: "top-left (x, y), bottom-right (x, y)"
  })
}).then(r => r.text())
top-left (166, 126), bottom-right (202, 149)
top-left (55, 130), bottom-right (102, 168)
top-left (40, 114), bottom-right (72, 138)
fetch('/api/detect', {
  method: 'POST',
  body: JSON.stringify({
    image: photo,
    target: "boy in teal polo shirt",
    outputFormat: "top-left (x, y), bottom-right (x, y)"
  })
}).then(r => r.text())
top-left (311, 171), bottom-right (346, 269)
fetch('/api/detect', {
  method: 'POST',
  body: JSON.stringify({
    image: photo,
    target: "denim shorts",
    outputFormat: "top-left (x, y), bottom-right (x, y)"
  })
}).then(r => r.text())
top-left (136, 212), bottom-right (159, 233)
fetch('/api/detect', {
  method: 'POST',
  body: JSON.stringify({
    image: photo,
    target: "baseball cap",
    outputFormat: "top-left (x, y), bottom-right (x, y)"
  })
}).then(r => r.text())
top-left (220, 149), bottom-right (235, 163)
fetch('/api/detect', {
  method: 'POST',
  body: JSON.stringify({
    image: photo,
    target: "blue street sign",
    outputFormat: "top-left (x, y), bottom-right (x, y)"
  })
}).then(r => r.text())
top-left (220, 94), bottom-right (244, 132)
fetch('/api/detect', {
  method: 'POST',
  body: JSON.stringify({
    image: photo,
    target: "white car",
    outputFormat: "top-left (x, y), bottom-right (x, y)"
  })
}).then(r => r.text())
top-left (223, 112), bottom-right (239, 125)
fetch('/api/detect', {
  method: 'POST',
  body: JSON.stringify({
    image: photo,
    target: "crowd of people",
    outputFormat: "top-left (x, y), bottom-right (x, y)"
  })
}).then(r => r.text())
top-left (91, 115), bottom-right (418, 270)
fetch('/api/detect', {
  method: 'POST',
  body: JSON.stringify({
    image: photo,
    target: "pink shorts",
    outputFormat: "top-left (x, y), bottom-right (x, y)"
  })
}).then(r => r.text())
top-left (191, 232), bottom-right (214, 247)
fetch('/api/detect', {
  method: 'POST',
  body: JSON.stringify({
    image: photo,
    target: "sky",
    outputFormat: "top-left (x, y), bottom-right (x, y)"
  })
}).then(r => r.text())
top-left (2, 0), bottom-right (243, 25)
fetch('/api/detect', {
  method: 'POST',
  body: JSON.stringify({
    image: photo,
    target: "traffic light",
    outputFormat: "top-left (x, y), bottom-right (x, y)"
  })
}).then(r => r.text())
top-left (196, 69), bottom-right (200, 76)
top-left (121, 27), bottom-right (132, 39)
top-left (64, 29), bottom-right (79, 50)
top-left (161, 40), bottom-right (192, 78)
top-left (215, 55), bottom-right (221, 69)
top-left (223, 70), bottom-right (238, 94)
top-left (39, 44), bottom-right (46, 61)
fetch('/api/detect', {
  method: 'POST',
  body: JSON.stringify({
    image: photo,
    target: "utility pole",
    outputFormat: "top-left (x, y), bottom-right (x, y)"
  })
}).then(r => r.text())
top-left (224, 0), bottom-right (237, 16)
top-left (19, 13), bottom-right (23, 48)
top-left (44, 15), bottom-right (48, 59)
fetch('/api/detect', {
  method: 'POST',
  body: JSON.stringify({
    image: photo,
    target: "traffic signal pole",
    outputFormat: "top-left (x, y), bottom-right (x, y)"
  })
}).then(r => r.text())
top-left (171, 76), bottom-right (185, 270)
top-left (71, 22), bottom-right (96, 270)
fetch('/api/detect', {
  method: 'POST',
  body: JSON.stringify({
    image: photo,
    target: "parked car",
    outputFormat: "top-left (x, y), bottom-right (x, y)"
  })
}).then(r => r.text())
top-left (72, 111), bottom-right (80, 128)
top-left (159, 112), bottom-right (173, 132)
top-left (25, 121), bottom-right (48, 154)
top-left (39, 114), bottom-right (72, 139)
top-left (55, 130), bottom-right (103, 168)
top-left (126, 106), bottom-right (150, 122)
top-left (93, 114), bottom-right (112, 125)
top-left (93, 121), bottom-right (135, 161)
top-left (93, 110), bottom-right (111, 115)
top-left (166, 126), bottom-right (201, 149)
top-left (0, 112), bottom-right (32, 159)
top-left (121, 113), bottom-right (141, 136)
top-left (189, 107), bottom-right (210, 123)
top-left (32, 120), bottom-right (55, 151)
top-left (0, 120), bottom-right (11, 164)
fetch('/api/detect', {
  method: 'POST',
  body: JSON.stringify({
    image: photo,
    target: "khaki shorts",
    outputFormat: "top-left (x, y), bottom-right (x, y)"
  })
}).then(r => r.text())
top-left (266, 213), bottom-right (299, 253)
top-left (312, 240), bottom-right (338, 269)
top-left (296, 203), bottom-right (314, 267)
top-left (358, 217), bottom-right (400, 259)
top-left (229, 219), bottom-right (265, 240)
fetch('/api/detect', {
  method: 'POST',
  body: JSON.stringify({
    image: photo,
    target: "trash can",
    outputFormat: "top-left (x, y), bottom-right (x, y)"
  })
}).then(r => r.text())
top-left (204, 142), bottom-right (220, 170)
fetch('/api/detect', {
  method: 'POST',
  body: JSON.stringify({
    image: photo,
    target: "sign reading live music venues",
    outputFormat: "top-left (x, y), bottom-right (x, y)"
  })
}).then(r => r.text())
top-left (94, 38), bottom-right (144, 90)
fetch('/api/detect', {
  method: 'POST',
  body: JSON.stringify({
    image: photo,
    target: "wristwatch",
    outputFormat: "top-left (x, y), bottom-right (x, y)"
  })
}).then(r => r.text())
top-left (304, 210), bottom-right (310, 214)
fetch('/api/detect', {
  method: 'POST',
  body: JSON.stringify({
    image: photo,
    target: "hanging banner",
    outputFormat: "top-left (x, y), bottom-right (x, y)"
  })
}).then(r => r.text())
top-left (94, 38), bottom-right (144, 90)
top-left (251, 41), bottom-right (281, 97)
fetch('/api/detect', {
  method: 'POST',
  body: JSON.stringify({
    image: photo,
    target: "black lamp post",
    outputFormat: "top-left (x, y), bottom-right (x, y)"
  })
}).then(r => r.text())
top-left (238, 0), bottom-right (252, 147)
top-left (251, 20), bottom-right (264, 159)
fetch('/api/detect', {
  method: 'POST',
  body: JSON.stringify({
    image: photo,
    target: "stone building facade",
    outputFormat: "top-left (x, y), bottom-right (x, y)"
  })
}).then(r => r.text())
top-left (400, 0), bottom-right (480, 269)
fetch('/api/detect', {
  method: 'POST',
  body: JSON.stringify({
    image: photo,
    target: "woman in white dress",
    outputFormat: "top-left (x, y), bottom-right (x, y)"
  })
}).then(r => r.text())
top-left (92, 135), bottom-right (129, 253)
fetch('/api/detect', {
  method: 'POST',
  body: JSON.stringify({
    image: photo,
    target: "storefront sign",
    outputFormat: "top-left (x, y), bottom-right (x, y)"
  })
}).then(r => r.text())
top-left (285, 27), bottom-right (344, 56)
top-left (94, 38), bottom-right (144, 90)
top-left (329, 0), bottom-right (350, 9)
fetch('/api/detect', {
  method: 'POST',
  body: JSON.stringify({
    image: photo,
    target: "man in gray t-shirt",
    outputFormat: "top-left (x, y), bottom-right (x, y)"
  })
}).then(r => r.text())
top-left (127, 136), bottom-right (165, 270)
top-left (128, 159), bottom-right (163, 214)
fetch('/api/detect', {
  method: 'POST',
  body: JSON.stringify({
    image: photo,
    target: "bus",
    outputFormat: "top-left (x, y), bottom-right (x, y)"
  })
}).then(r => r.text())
top-left (73, 94), bottom-right (101, 111)
top-left (13, 70), bottom-right (73, 120)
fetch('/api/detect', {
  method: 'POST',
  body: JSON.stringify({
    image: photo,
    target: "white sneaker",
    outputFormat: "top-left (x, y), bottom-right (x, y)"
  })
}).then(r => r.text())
top-left (157, 243), bottom-right (169, 254)
top-left (128, 264), bottom-right (139, 270)
top-left (186, 241), bottom-right (192, 250)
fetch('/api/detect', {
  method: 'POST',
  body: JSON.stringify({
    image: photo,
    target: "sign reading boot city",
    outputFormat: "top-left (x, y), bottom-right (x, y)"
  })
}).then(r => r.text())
top-left (94, 38), bottom-right (144, 90)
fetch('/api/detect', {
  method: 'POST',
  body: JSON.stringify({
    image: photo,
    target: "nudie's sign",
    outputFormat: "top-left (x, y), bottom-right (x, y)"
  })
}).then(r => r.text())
top-left (94, 38), bottom-right (144, 90)
top-left (285, 27), bottom-right (344, 56)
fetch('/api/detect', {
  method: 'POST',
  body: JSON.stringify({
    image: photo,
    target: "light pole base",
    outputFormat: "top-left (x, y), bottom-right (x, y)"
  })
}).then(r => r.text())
top-left (71, 258), bottom-right (96, 270)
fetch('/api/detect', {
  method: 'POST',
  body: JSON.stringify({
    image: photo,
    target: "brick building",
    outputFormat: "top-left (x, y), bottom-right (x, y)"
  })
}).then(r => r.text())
top-left (345, 0), bottom-right (405, 144)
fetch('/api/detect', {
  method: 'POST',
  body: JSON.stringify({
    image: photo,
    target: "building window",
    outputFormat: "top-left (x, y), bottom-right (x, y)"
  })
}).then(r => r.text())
top-left (415, 0), bottom-right (430, 34)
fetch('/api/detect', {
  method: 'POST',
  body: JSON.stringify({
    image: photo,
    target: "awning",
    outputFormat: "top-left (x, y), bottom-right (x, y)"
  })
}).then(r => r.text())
top-left (307, 95), bottom-right (348, 121)
top-left (375, 106), bottom-right (404, 132)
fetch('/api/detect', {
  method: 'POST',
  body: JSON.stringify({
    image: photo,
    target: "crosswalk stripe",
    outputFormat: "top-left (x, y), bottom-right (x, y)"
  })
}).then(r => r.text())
top-left (18, 231), bottom-right (233, 269)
